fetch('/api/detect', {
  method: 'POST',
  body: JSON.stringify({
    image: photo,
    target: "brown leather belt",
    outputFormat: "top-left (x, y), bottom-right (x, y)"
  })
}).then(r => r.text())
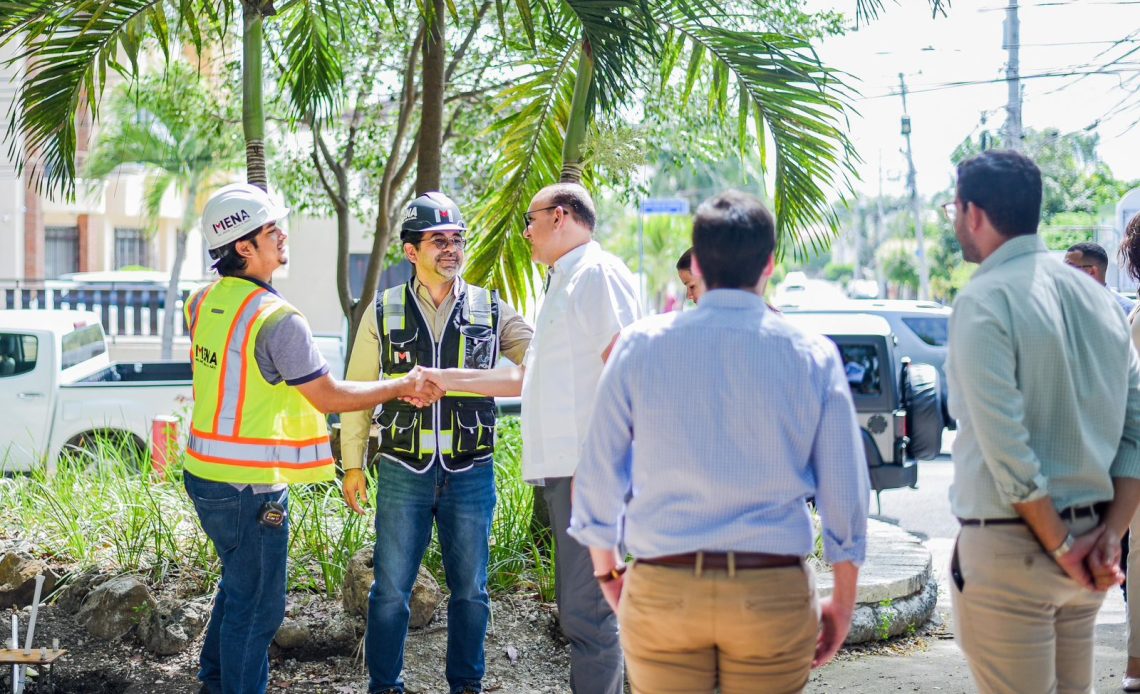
top-left (637, 551), bottom-right (801, 570)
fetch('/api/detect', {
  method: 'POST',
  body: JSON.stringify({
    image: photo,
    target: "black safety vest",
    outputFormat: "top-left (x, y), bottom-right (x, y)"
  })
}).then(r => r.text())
top-left (374, 279), bottom-right (501, 472)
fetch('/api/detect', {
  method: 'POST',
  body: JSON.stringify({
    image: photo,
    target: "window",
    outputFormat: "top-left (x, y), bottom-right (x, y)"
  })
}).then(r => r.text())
top-left (114, 227), bottom-right (151, 269)
top-left (837, 343), bottom-right (881, 396)
top-left (902, 317), bottom-right (949, 347)
top-left (61, 324), bottom-right (107, 370)
top-left (0, 333), bottom-right (38, 377)
top-left (45, 226), bottom-right (80, 278)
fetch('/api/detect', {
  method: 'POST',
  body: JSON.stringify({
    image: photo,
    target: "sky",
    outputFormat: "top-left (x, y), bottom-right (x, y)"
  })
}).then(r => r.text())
top-left (805, 0), bottom-right (1140, 200)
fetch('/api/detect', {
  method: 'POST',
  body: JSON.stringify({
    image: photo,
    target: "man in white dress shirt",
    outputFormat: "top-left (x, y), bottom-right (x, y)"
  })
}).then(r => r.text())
top-left (417, 183), bottom-right (640, 693)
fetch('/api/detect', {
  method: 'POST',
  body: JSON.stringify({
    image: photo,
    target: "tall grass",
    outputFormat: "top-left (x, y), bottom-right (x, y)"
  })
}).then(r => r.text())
top-left (0, 418), bottom-right (556, 602)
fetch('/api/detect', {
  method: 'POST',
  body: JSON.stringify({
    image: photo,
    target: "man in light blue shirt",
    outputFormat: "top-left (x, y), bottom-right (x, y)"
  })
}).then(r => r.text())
top-left (569, 190), bottom-right (869, 694)
top-left (946, 150), bottom-right (1140, 694)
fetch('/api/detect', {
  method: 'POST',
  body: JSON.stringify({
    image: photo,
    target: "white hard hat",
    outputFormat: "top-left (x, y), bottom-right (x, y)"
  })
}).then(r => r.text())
top-left (200, 183), bottom-right (290, 251)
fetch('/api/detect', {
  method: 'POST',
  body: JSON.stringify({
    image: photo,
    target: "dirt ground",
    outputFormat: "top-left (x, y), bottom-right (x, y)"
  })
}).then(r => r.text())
top-left (4, 590), bottom-right (575, 694)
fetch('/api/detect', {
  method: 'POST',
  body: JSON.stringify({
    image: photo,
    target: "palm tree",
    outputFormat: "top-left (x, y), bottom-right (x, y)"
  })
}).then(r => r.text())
top-left (84, 63), bottom-right (242, 359)
top-left (0, 0), bottom-right (345, 196)
top-left (465, 0), bottom-right (948, 303)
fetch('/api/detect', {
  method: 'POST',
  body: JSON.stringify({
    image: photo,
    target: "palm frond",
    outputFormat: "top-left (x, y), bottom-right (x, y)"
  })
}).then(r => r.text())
top-left (464, 39), bottom-right (580, 307)
top-left (142, 169), bottom-right (176, 232)
top-left (563, 0), bottom-right (657, 112)
top-left (278, 0), bottom-right (345, 120)
top-left (653, 5), bottom-right (859, 259)
top-left (0, 0), bottom-right (207, 198)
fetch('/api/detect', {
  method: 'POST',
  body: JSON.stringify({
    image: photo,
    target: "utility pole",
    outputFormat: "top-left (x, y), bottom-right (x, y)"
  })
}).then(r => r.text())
top-left (898, 73), bottom-right (930, 301)
top-left (875, 154), bottom-right (887, 298)
top-left (1003, 0), bottom-right (1022, 150)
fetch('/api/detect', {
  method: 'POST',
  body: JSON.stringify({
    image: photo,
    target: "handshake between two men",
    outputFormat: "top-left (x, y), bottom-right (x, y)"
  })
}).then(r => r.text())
top-left (341, 363), bottom-right (523, 515)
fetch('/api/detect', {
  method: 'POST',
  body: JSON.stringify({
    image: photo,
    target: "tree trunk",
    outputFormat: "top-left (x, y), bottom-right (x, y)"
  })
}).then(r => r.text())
top-left (243, 2), bottom-right (268, 191)
top-left (161, 181), bottom-right (196, 360)
top-left (415, 0), bottom-right (446, 194)
top-left (559, 41), bottom-right (595, 184)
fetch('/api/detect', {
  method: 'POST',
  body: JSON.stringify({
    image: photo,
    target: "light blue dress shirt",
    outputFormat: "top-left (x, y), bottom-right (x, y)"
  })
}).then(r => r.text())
top-left (568, 289), bottom-right (870, 565)
top-left (948, 234), bottom-right (1140, 519)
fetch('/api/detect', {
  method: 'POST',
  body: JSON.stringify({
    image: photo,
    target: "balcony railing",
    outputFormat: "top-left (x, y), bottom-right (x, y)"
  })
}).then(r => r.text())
top-left (0, 279), bottom-right (194, 337)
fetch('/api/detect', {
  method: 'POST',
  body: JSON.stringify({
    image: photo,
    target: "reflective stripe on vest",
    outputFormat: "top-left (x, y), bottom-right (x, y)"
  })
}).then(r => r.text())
top-left (214, 295), bottom-right (286, 436)
top-left (185, 283), bottom-right (215, 338)
top-left (382, 286), bottom-right (406, 332)
top-left (188, 430), bottom-right (333, 468)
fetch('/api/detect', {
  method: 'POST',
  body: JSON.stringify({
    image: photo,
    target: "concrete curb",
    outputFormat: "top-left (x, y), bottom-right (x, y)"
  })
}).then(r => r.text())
top-left (816, 519), bottom-right (935, 644)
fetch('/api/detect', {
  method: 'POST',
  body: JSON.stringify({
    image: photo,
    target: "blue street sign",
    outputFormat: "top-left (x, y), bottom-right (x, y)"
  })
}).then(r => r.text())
top-left (639, 198), bottom-right (690, 215)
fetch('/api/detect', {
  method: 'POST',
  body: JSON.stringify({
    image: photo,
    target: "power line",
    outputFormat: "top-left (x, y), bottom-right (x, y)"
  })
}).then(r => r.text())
top-left (979, 1), bottom-right (1140, 12)
top-left (859, 67), bottom-right (1140, 100)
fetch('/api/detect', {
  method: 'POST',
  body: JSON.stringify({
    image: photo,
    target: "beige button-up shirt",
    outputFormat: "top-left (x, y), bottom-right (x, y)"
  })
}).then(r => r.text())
top-left (948, 234), bottom-right (1140, 519)
top-left (340, 277), bottom-right (533, 470)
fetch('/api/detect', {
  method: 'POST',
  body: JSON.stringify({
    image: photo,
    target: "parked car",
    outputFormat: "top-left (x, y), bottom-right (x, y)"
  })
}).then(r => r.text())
top-left (783, 312), bottom-right (945, 501)
top-left (783, 299), bottom-right (953, 429)
top-left (0, 309), bottom-right (193, 471)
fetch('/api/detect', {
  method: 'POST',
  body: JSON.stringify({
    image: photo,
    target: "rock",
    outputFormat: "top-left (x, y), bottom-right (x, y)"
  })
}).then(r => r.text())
top-left (341, 548), bottom-right (373, 619)
top-left (326, 612), bottom-right (361, 647)
top-left (409, 569), bottom-right (444, 629)
top-left (55, 570), bottom-right (111, 614)
top-left (138, 599), bottom-right (209, 655)
top-left (845, 578), bottom-right (939, 644)
top-left (0, 553), bottom-right (59, 608)
top-left (274, 617), bottom-right (312, 650)
top-left (77, 575), bottom-right (156, 640)
top-left (342, 548), bottom-right (444, 628)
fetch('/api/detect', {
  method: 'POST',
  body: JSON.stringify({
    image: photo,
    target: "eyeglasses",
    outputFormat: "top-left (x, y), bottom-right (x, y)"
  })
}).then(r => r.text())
top-left (424, 236), bottom-right (467, 251)
top-left (939, 201), bottom-right (958, 222)
top-left (524, 205), bottom-right (560, 228)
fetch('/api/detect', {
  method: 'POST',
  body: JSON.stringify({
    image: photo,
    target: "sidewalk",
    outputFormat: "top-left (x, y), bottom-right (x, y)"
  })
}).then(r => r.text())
top-left (808, 537), bottom-right (1132, 692)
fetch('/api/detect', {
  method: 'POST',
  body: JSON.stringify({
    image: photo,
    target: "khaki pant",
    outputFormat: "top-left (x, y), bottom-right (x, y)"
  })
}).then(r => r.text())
top-left (617, 561), bottom-right (819, 694)
top-left (951, 517), bottom-right (1105, 694)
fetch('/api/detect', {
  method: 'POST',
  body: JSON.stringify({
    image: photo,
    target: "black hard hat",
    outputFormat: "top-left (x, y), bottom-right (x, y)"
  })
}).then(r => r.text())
top-left (401, 192), bottom-right (466, 240)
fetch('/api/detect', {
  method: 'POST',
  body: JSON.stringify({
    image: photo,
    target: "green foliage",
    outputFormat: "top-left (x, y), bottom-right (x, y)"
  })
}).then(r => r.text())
top-left (952, 127), bottom-right (1137, 224)
top-left (0, 416), bottom-right (555, 602)
top-left (876, 598), bottom-right (895, 640)
top-left (824, 262), bottom-right (854, 283)
top-left (882, 246), bottom-right (918, 294)
top-left (85, 61), bottom-right (243, 220)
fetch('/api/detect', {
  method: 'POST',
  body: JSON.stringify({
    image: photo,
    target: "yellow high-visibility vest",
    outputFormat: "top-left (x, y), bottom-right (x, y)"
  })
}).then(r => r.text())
top-left (182, 277), bottom-right (334, 484)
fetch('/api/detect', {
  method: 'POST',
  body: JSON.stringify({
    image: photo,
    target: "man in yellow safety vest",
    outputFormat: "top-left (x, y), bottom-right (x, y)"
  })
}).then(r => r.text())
top-left (184, 183), bottom-right (441, 694)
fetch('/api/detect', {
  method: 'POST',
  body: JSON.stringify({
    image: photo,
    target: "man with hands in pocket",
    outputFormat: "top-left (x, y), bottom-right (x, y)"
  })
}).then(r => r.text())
top-left (339, 192), bottom-right (532, 694)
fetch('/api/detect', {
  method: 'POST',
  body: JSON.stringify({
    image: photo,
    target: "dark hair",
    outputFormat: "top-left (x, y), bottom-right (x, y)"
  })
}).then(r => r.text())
top-left (537, 183), bottom-right (597, 231)
top-left (691, 190), bottom-right (775, 290)
top-left (1121, 212), bottom-right (1140, 284)
top-left (955, 149), bottom-right (1042, 237)
top-left (210, 225), bottom-right (264, 276)
top-left (676, 248), bottom-right (693, 272)
top-left (401, 231), bottom-right (425, 247)
top-left (1066, 241), bottom-right (1109, 271)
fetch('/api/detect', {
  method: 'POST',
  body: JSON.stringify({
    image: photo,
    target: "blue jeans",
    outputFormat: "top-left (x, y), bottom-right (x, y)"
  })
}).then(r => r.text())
top-left (366, 459), bottom-right (496, 694)
top-left (184, 472), bottom-right (289, 694)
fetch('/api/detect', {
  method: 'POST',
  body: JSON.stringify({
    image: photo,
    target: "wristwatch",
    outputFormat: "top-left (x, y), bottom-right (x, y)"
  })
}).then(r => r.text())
top-left (1049, 533), bottom-right (1075, 560)
top-left (594, 565), bottom-right (627, 583)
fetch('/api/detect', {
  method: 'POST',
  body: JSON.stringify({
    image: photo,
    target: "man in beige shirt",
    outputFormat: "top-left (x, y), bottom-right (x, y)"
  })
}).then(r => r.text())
top-left (340, 192), bottom-right (532, 694)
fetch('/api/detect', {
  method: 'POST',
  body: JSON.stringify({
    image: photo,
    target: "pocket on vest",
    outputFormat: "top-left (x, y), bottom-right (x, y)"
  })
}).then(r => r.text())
top-left (453, 400), bottom-right (496, 455)
top-left (377, 405), bottom-right (419, 454)
top-left (460, 324), bottom-right (495, 370)
top-left (387, 328), bottom-right (420, 374)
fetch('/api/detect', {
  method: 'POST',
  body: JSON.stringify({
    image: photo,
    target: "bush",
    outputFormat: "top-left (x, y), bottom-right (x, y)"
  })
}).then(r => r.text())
top-left (0, 417), bottom-right (553, 600)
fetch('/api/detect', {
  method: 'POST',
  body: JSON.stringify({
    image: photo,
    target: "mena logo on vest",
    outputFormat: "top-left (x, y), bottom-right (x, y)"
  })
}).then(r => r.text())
top-left (194, 345), bottom-right (219, 368)
top-left (213, 209), bottom-right (251, 235)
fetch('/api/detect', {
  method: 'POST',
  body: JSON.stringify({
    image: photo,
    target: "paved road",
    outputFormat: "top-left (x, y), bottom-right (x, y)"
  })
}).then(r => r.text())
top-left (808, 433), bottom-right (1132, 693)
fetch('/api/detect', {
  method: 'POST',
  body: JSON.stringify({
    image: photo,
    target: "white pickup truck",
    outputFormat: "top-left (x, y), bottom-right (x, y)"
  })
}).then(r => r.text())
top-left (0, 310), bottom-right (192, 471)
